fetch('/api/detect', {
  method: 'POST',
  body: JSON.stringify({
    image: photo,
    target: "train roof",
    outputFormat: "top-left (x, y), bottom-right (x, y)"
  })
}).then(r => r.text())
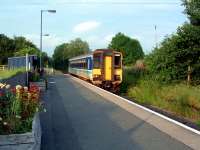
top-left (69, 52), bottom-right (93, 61)
top-left (69, 49), bottom-right (121, 61)
top-left (93, 49), bottom-right (121, 54)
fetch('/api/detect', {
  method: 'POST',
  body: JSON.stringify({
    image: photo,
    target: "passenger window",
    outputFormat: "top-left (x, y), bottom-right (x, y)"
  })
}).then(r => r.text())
top-left (114, 54), bottom-right (121, 68)
top-left (93, 54), bottom-right (101, 68)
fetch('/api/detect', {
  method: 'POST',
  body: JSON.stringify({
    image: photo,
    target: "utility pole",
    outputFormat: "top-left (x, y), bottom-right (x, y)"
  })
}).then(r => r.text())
top-left (40, 10), bottom-right (43, 71)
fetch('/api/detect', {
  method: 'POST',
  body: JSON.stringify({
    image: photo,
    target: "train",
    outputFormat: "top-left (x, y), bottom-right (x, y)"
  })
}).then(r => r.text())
top-left (68, 49), bottom-right (122, 92)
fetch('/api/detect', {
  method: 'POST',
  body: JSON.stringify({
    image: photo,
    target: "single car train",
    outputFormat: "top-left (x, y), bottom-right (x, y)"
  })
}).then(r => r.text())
top-left (68, 49), bottom-right (122, 92)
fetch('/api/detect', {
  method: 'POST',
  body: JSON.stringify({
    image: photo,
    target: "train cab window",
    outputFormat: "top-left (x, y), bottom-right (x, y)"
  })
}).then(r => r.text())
top-left (93, 54), bottom-right (101, 68)
top-left (114, 54), bottom-right (121, 68)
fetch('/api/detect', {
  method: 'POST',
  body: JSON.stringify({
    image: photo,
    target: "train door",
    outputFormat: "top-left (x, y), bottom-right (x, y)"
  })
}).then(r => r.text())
top-left (104, 56), bottom-right (112, 80)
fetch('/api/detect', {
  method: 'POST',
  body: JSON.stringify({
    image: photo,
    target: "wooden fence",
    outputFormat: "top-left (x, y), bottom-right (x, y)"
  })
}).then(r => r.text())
top-left (0, 65), bottom-right (8, 71)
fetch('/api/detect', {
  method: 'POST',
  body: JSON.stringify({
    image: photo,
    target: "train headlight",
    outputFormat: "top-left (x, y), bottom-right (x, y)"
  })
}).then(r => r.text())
top-left (93, 75), bottom-right (101, 81)
top-left (93, 74), bottom-right (99, 78)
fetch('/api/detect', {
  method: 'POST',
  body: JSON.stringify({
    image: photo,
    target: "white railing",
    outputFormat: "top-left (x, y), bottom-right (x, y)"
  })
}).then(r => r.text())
top-left (0, 65), bottom-right (8, 71)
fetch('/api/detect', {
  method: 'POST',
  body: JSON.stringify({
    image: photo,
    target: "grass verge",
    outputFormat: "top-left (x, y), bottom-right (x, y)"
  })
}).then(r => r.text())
top-left (0, 68), bottom-right (25, 80)
top-left (121, 67), bottom-right (200, 125)
top-left (127, 79), bottom-right (200, 122)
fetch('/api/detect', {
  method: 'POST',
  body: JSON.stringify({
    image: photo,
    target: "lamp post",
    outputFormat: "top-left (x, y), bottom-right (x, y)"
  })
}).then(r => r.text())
top-left (40, 9), bottom-right (56, 71)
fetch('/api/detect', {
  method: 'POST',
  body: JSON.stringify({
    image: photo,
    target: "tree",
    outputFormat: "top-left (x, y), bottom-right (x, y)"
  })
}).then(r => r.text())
top-left (41, 52), bottom-right (50, 68)
top-left (146, 23), bottom-right (200, 83)
top-left (182, 0), bottom-right (200, 26)
top-left (145, 1), bottom-right (200, 84)
top-left (13, 36), bottom-right (38, 51)
top-left (53, 38), bottom-right (90, 70)
top-left (14, 47), bottom-right (40, 56)
top-left (0, 34), bottom-right (15, 64)
top-left (53, 43), bottom-right (68, 70)
top-left (108, 32), bottom-right (144, 65)
top-left (0, 34), bottom-right (39, 64)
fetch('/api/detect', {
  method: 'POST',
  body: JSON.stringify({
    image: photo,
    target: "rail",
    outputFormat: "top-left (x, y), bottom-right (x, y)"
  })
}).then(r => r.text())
top-left (0, 65), bottom-right (8, 71)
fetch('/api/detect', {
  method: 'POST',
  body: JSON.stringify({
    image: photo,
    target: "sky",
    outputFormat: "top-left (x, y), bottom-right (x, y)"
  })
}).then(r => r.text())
top-left (1, 0), bottom-right (187, 56)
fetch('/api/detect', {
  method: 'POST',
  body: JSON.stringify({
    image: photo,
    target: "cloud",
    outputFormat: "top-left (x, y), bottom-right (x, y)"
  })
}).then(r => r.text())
top-left (73, 21), bottom-right (101, 33)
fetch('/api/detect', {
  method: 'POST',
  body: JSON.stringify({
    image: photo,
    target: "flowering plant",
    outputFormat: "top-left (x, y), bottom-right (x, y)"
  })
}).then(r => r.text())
top-left (0, 83), bottom-right (42, 135)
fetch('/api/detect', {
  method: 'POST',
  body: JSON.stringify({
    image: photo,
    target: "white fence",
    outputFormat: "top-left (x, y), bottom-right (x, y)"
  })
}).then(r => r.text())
top-left (0, 65), bottom-right (8, 71)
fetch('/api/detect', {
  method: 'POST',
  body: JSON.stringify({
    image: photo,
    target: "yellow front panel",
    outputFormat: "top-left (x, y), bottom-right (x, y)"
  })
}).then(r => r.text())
top-left (105, 56), bottom-right (112, 80)
top-left (115, 69), bottom-right (122, 75)
top-left (93, 69), bottom-right (101, 75)
top-left (115, 69), bottom-right (122, 81)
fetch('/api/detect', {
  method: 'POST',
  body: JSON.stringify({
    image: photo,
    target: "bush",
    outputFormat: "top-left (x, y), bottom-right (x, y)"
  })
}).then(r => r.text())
top-left (29, 72), bottom-right (40, 82)
top-left (120, 66), bottom-right (145, 93)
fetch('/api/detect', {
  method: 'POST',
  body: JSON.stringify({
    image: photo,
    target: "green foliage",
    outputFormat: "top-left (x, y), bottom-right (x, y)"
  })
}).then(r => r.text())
top-left (197, 120), bottom-right (200, 127)
top-left (128, 79), bottom-right (200, 121)
top-left (14, 47), bottom-right (40, 56)
top-left (182, 0), bottom-right (200, 26)
top-left (53, 38), bottom-right (90, 70)
top-left (120, 1), bottom-right (200, 124)
top-left (108, 32), bottom-right (144, 65)
top-left (13, 36), bottom-right (37, 51)
top-left (29, 72), bottom-right (40, 82)
top-left (0, 34), bottom-right (15, 64)
top-left (120, 67), bottom-right (145, 93)
top-left (41, 52), bottom-right (50, 67)
top-left (0, 34), bottom-right (39, 65)
top-left (146, 23), bottom-right (200, 83)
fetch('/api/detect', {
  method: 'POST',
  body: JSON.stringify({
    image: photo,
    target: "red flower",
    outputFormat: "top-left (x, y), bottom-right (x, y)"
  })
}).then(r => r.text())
top-left (0, 92), bottom-right (3, 97)
top-left (11, 88), bottom-right (16, 94)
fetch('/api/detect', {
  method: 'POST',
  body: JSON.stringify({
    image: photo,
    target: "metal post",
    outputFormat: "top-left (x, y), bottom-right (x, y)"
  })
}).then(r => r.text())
top-left (39, 9), bottom-right (56, 71)
top-left (40, 10), bottom-right (43, 71)
top-left (26, 54), bottom-right (29, 86)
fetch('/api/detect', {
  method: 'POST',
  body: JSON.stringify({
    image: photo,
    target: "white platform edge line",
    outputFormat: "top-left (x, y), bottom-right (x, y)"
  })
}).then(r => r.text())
top-left (66, 74), bottom-right (200, 136)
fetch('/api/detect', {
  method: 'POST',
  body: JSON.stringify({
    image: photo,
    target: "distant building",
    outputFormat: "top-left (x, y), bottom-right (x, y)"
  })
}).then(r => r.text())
top-left (8, 55), bottom-right (38, 70)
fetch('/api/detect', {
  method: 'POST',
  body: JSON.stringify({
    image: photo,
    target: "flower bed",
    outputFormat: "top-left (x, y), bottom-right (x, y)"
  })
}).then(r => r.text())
top-left (0, 83), bottom-right (42, 149)
top-left (0, 83), bottom-right (41, 135)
